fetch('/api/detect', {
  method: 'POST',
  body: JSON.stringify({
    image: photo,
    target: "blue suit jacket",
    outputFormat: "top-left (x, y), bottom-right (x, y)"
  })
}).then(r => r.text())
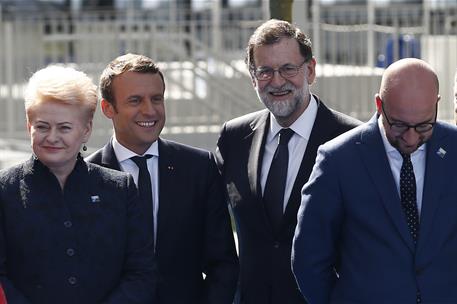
top-left (292, 115), bottom-right (457, 304)
top-left (86, 138), bottom-right (239, 304)
top-left (0, 156), bottom-right (155, 304)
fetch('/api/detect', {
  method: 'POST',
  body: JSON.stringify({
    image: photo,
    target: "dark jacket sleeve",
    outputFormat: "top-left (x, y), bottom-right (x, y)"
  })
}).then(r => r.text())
top-left (102, 175), bottom-right (156, 304)
top-left (0, 236), bottom-right (33, 303)
top-left (292, 147), bottom-right (342, 304)
top-left (0, 174), bottom-right (32, 304)
top-left (203, 153), bottom-right (239, 304)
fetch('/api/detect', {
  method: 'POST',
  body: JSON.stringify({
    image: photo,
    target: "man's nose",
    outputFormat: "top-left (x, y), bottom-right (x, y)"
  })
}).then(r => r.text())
top-left (140, 100), bottom-right (157, 115)
top-left (269, 70), bottom-right (287, 87)
top-left (402, 127), bottom-right (420, 144)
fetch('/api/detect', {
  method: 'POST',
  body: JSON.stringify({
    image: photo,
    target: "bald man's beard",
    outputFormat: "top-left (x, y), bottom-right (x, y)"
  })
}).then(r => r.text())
top-left (386, 130), bottom-right (431, 155)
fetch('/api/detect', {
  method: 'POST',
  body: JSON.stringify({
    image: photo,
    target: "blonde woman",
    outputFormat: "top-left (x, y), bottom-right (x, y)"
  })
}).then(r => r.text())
top-left (0, 65), bottom-right (155, 303)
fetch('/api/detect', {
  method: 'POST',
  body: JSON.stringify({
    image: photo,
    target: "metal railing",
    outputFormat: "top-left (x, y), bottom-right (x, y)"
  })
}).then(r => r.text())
top-left (0, 2), bottom-right (456, 153)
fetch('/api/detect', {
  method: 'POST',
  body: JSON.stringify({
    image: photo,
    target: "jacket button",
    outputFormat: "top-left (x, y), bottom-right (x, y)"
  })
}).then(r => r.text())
top-left (416, 291), bottom-right (422, 303)
top-left (68, 276), bottom-right (77, 285)
top-left (273, 242), bottom-right (280, 249)
top-left (66, 248), bottom-right (75, 256)
top-left (64, 221), bottom-right (72, 228)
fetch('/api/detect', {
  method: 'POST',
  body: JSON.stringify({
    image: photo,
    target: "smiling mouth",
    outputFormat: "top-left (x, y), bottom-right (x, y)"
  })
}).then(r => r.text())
top-left (269, 90), bottom-right (291, 97)
top-left (136, 121), bottom-right (156, 128)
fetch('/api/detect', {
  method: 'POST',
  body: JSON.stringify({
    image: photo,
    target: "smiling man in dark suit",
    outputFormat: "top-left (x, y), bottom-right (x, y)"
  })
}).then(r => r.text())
top-left (215, 19), bottom-right (361, 304)
top-left (86, 53), bottom-right (239, 304)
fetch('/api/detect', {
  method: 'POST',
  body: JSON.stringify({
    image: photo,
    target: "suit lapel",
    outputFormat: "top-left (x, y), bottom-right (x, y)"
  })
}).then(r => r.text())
top-left (101, 139), bottom-right (122, 171)
top-left (156, 138), bottom-right (174, 250)
top-left (247, 111), bottom-right (269, 200)
top-left (245, 111), bottom-right (276, 234)
top-left (283, 101), bottom-right (340, 226)
top-left (416, 125), bottom-right (448, 258)
top-left (358, 115), bottom-right (415, 253)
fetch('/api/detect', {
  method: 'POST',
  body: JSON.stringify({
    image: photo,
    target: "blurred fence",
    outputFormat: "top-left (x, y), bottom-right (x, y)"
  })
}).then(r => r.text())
top-left (308, 2), bottom-right (457, 122)
top-left (0, 2), bottom-right (456, 155)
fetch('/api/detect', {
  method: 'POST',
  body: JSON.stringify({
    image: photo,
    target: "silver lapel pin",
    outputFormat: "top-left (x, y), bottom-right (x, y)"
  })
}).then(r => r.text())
top-left (90, 195), bottom-right (100, 203)
top-left (436, 147), bottom-right (446, 159)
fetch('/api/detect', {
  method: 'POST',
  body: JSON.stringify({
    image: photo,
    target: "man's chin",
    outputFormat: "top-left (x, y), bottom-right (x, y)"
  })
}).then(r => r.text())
top-left (397, 145), bottom-right (420, 155)
top-left (271, 109), bottom-right (297, 120)
top-left (263, 102), bottom-right (294, 117)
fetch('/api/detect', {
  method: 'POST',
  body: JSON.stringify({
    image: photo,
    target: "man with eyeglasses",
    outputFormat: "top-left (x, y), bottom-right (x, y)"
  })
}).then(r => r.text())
top-left (215, 19), bottom-right (360, 304)
top-left (292, 58), bottom-right (457, 304)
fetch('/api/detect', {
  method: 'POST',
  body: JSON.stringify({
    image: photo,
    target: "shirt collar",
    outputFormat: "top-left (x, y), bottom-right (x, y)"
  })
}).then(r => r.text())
top-left (112, 136), bottom-right (159, 163)
top-left (268, 94), bottom-right (318, 142)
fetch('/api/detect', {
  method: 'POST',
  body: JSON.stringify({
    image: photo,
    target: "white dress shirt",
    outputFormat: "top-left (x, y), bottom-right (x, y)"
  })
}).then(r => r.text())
top-left (378, 117), bottom-right (426, 216)
top-left (261, 95), bottom-right (318, 212)
top-left (112, 136), bottom-right (159, 244)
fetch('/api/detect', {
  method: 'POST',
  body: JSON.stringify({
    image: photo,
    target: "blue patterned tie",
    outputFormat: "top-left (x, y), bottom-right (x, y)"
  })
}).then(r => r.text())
top-left (264, 128), bottom-right (295, 233)
top-left (399, 152), bottom-right (419, 244)
top-left (131, 155), bottom-right (154, 240)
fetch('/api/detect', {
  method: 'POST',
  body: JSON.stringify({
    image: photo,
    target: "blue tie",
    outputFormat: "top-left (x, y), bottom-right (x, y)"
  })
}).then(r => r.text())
top-left (399, 152), bottom-right (419, 244)
top-left (131, 155), bottom-right (154, 240)
top-left (264, 128), bottom-right (294, 234)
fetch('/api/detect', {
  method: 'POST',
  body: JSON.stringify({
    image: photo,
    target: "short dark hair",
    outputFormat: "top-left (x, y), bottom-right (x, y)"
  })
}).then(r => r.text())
top-left (245, 19), bottom-right (313, 73)
top-left (99, 53), bottom-right (165, 105)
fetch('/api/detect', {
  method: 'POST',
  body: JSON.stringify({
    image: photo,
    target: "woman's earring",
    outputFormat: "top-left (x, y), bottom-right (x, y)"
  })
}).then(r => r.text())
top-left (82, 145), bottom-right (87, 152)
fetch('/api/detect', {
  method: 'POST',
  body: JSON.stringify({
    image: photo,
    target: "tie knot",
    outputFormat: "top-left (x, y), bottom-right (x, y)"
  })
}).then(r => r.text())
top-left (400, 152), bottom-right (411, 162)
top-left (278, 128), bottom-right (294, 145)
top-left (131, 155), bottom-right (153, 168)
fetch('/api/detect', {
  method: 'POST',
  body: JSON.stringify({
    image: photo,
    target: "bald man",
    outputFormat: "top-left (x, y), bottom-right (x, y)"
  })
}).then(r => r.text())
top-left (292, 58), bottom-right (457, 304)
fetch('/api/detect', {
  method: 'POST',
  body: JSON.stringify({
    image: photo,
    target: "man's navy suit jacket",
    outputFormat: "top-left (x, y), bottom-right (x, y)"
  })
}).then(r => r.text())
top-left (0, 156), bottom-right (155, 304)
top-left (215, 97), bottom-right (361, 304)
top-left (86, 138), bottom-right (239, 304)
top-left (293, 115), bottom-right (457, 304)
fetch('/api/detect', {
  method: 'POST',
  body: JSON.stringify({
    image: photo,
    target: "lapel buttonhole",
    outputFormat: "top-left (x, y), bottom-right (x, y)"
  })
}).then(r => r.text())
top-left (90, 195), bottom-right (101, 203)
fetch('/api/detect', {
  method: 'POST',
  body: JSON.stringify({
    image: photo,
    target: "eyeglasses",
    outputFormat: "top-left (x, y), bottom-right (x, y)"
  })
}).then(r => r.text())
top-left (381, 101), bottom-right (437, 134)
top-left (253, 60), bottom-right (307, 81)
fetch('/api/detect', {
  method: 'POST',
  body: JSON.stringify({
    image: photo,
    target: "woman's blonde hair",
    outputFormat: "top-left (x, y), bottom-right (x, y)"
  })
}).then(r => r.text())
top-left (24, 65), bottom-right (97, 121)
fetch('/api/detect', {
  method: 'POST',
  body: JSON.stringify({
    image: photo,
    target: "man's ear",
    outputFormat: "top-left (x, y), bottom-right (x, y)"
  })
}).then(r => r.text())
top-left (306, 57), bottom-right (317, 85)
top-left (101, 99), bottom-right (116, 119)
top-left (375, 94), bottom-right (382, 115)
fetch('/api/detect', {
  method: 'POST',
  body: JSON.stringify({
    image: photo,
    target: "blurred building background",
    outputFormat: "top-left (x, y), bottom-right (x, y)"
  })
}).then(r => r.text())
top-left (0, 0), bottom-right (456, 168)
